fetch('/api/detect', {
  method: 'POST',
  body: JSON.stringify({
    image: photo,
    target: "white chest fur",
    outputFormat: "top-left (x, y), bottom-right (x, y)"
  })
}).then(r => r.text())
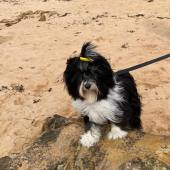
top-left (72, 85), bottom-right (124, 124)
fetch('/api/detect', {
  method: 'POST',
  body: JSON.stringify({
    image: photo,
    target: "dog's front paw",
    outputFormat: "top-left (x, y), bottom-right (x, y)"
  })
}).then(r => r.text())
top-left (107, 126), bottom-right (127, 140)
top-left (80, 131), bottom-right (100, 147)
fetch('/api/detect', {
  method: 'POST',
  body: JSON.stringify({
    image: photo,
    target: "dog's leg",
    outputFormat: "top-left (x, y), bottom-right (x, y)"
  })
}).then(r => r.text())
top-left (83, 116), bottom-right (92, 132)
top-left (107, 124), bottom-right (127, 140)
top-left (80, 117), bottom-right (101, 147)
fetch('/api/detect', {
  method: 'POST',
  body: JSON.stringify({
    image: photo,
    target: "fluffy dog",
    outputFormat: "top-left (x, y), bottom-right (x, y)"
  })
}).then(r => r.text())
top-left (64, 42), bottom-right (141, 147)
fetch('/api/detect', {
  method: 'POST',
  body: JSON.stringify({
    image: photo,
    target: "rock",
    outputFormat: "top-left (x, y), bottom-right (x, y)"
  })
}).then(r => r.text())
top-left (0, 114), bottom-right (169, 170)
top-left (118, 157), bottom-right (169, 170)
top-left (39, 13), bottom-right (46, 21)
top-left (33, 98), bottom-right (41, 104)
top-left (128, 13), bottom-right (145, 18)
top-left (0, 156), bottom-right (12, 170)
top-left (121, 43), bottom-right (129, 48)
top-left (156, 146), bottom-right (170, 165)
top-left (11, 84), bottom-right (25, 92)
top-left (42, 114), bottom-right (71, 131)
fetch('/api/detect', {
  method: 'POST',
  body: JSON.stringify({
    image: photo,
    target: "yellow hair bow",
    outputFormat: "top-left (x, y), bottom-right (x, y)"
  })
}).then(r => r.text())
top-left (80, 57), bottom-right (93, 62)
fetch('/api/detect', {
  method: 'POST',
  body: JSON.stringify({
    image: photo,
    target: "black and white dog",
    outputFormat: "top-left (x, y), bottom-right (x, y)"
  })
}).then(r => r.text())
top-left (64, 42), bottom-right (141, 147)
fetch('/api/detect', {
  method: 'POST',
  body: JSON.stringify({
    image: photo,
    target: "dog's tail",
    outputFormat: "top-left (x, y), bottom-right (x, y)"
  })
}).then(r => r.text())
top-left (80, 42), bottom-right (97, 57)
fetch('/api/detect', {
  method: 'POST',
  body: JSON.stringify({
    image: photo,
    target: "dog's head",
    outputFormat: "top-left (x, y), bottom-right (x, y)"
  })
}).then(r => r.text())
top-left (64, 42), bottom-right (114, 103)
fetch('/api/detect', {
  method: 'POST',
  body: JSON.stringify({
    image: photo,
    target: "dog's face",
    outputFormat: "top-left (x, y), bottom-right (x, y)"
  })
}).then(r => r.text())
top-left (64, 42), bottom-right (114, 103)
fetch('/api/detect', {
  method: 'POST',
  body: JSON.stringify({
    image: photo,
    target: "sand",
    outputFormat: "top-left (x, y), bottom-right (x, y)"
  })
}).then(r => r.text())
top-left (0, 0), bottom-right (169, 157)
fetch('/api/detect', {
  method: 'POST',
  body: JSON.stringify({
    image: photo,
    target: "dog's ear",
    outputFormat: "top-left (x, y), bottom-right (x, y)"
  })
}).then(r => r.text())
top-left (63, 56), bottom-right (78, 93)
top-left (66, 57), bottom-right (77, 65)
top-left (64, 58), bottom-right (74, 84)
top-left (64, 57), bottom-right (78, 77)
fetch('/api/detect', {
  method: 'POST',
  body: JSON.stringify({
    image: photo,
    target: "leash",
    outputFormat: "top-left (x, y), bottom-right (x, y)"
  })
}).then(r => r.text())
top-left (79, 53), bottom-right (170, 74)
top-left (115, 53), bottom-right (170, 75)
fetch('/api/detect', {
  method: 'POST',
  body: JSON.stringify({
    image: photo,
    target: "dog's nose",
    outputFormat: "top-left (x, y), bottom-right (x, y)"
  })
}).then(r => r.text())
top-left (84, 81), bottom-right (91, 89)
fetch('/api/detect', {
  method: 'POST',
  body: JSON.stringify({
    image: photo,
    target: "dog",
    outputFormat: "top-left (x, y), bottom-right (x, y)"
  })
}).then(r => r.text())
top-left (63, 42), bottom-right (142, 147)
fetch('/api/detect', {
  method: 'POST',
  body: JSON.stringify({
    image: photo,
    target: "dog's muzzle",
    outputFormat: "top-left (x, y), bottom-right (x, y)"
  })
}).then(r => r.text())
top-left (83, 80), bottom-right (93, 90)
top-left (79, 80), bottom-right (99, 103)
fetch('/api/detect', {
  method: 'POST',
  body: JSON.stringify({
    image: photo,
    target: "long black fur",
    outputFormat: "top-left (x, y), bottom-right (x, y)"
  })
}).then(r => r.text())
top-left (64, 42), bottom-right (142, 130)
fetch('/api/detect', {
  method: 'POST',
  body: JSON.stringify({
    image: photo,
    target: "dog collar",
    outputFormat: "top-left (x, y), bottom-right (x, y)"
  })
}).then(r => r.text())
top-left (80, 57), bottom-right (93, 62)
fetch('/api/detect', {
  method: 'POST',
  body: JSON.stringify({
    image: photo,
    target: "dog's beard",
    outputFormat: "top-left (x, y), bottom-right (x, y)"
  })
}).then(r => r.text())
top-left (79, 82), bottom-right (99, 104)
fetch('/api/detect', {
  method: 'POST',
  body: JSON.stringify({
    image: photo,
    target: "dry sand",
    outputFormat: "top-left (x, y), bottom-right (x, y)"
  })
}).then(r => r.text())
top-left (0, 0), bottom-right (169, 157)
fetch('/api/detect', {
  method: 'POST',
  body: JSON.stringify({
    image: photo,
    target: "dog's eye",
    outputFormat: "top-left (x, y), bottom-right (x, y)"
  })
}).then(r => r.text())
top-left (84, 71), bottom-right (91, 77)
